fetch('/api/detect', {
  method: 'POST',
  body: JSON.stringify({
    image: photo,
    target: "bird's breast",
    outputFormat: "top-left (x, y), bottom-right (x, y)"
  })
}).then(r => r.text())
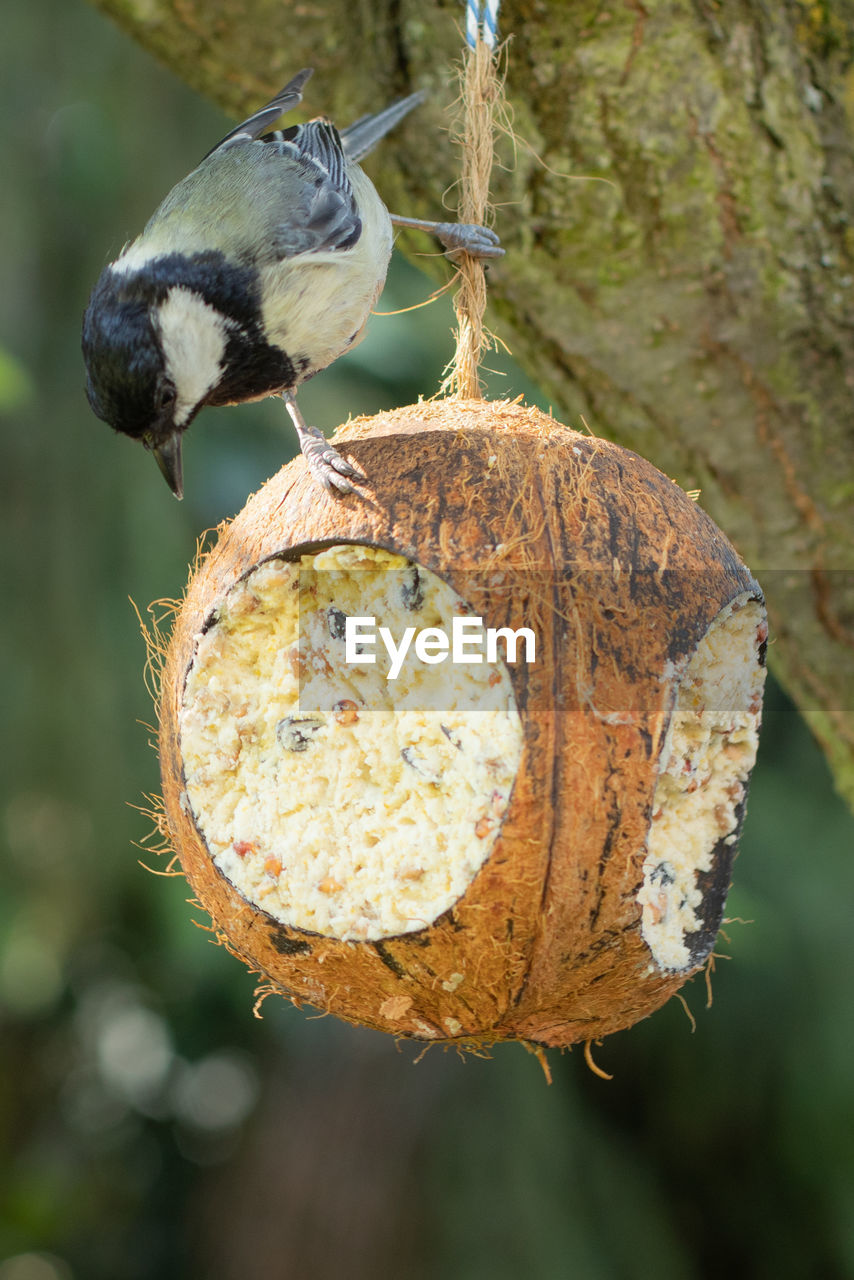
top-left (259, 166), bottom-right (393, 380)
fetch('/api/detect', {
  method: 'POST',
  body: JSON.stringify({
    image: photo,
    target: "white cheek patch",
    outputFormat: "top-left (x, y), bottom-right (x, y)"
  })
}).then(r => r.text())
top-left (155, 287), bottom-right (228, 426)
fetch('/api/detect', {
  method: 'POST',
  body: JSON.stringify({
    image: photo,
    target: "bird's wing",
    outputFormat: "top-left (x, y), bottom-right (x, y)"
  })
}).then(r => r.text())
top-left (203, 69), bottom-right (314, 159)
top-left (141, 116), bottom-right (363, 265)
top-left (194, 75), bottom-right (423, 258)
top-left (254, 120), bottom-right (363, 259)
top-left (198, 68), bottom-right (361, 260)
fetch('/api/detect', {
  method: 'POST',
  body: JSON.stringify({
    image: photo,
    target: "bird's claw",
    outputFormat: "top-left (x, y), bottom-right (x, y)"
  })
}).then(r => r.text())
top-left (297, 424), bottom-right (366, 495)
top-left (434, 223), bottom-right (505, 263)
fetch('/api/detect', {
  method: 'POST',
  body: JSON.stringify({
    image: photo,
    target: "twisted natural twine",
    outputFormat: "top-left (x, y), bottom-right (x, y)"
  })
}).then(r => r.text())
top-left (442, 34), bottom-right (502, 400)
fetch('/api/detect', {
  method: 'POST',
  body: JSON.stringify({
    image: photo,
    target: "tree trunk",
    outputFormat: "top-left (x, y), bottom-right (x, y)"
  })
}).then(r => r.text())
top-left (90, 0), bottom-right (854, 810)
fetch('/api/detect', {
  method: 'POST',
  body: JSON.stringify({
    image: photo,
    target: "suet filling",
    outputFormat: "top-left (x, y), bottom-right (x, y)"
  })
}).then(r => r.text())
top-left (179, 545), bottom-right (524, 942)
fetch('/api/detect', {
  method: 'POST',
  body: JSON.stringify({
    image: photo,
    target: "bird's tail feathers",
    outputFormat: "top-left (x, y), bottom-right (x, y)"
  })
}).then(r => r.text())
top-left (341, 91), bottom-right (425, 162)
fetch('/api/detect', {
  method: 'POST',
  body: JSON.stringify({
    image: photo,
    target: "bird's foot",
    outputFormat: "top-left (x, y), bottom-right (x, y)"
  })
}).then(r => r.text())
top-left (296, 422), bottom-right (366, 495)
top-left (432, 222), bottom-right (504, 263)
top-left (389, 215), bottom-right (504, 263)
top-left (282, 390), bottom-right (365, 495)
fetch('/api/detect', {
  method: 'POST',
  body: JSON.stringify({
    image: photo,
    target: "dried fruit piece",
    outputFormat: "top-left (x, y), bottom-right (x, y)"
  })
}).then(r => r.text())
top-left (332, 699), bottom-right (360, 726)
top-left (276, 717), bottom-right (324, 753)
top-left (326, 607), bottom-right (347, 640)
top-left (400, 565), bottom-right (424, 611)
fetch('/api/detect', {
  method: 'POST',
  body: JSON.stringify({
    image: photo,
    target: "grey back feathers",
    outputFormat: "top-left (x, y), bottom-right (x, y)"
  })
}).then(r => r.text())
top-left (211, 122), bottom-right (363, 261)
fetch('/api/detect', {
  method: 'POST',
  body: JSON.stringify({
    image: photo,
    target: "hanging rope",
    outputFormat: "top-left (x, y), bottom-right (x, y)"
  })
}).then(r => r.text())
top-left (442, 1), bottom-right (503, 400)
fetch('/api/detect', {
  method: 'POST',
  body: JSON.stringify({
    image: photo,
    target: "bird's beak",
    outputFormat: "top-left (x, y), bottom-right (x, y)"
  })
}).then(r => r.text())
top-left (152, 432), bottom-right (184, 500)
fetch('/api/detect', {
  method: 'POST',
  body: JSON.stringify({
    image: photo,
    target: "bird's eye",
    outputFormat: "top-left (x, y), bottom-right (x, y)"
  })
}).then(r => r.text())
top-left (156, 382), bottom-right (177, 414)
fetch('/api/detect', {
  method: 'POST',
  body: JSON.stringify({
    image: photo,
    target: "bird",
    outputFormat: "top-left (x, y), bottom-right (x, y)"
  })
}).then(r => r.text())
top-left (82, 68), bottom-right (503, 498)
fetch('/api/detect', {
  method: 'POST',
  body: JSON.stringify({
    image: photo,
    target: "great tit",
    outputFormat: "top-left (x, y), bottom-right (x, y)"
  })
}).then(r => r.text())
top-left (82, 68), bottom-right (502, 498)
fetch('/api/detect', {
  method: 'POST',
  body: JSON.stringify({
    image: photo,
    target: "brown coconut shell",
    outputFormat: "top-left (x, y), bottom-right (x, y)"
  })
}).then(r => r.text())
top-left (159, 400), bottom-right (763, 1048)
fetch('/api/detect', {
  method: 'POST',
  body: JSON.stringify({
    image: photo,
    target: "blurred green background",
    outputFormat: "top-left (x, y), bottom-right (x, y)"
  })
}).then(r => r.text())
top-left (2, 2), bottom-right (853, 1277)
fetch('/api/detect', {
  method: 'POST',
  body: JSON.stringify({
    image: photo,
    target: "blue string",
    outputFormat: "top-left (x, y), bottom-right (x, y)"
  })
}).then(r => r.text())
top-left (466, 0), bottom-right (500, 50)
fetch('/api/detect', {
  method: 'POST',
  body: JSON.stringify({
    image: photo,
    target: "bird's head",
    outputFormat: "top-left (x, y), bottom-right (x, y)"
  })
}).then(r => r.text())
top-left (82, 260), bottom-right (230, 499)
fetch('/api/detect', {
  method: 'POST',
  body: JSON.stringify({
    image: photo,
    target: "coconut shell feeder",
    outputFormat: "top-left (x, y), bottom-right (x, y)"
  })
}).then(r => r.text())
top-left (158, 398), bottom-right (767, 1052)
top-left (154, 23), bottom-right (767, 1061)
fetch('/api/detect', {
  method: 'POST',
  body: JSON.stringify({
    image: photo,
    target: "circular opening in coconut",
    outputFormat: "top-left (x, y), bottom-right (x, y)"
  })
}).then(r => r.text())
top-left (638, 592), bottom-right (767, 973)
top-left (178, 543), bottom-right (524, 942)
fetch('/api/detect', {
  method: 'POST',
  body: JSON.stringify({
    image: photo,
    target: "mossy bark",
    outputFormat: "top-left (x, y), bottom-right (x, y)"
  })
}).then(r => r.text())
top-left (90, 0), bottom-right (854, 810)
